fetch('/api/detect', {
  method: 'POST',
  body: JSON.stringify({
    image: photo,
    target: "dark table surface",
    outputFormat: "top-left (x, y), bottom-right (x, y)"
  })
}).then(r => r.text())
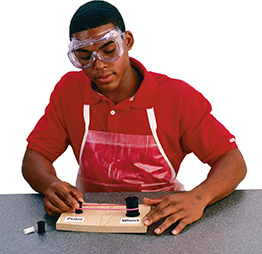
top-left (0, 190), bottom-right (262, 254)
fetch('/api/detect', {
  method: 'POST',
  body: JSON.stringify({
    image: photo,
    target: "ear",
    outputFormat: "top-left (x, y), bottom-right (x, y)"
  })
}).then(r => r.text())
top-left (124, 31), bottom-right (134, 51)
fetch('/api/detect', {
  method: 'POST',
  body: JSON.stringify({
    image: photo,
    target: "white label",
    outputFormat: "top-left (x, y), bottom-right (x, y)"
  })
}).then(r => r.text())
top-left (229, 138), bottom-right (236, 143)
top-left (120, 218), bottom-right (141, 224)
top-left (64, 216), bottom-right (85, 223)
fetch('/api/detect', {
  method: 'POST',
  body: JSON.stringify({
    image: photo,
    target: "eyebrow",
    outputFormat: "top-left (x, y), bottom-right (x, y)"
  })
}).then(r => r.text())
top-left (76, 41), bottom-right (114, 53)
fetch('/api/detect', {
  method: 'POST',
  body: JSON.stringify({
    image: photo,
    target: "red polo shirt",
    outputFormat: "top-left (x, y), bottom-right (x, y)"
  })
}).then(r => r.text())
top-left (27, 58), bottom-right (237, 173)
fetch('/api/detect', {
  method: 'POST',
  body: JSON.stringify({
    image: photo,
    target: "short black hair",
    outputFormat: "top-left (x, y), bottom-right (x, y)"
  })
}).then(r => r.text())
top-left (69, 0), bottom-right (126, 39)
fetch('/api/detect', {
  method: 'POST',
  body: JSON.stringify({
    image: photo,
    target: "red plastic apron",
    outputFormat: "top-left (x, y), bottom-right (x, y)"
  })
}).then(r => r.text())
top-left (76, 105), bottom-right (184, 192)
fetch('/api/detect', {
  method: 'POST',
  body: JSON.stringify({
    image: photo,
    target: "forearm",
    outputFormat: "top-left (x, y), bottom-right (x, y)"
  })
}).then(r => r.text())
top-left (143, 148), bottom-right (247, 235)
top-left (22, 148), bottom-right (83, 216)
top-left (22, 148), bottom-right (61, 194)
top-left (191, 148), bottom-right (247, 206)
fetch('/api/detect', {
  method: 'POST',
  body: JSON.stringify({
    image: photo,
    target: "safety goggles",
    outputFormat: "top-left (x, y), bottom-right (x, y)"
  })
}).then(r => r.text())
top-left (68, 27), bottom-right (125, 69)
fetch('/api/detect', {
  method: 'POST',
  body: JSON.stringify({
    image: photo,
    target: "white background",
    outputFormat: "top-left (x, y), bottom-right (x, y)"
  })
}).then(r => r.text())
top-left (0, 0), bottom-right (261, 194)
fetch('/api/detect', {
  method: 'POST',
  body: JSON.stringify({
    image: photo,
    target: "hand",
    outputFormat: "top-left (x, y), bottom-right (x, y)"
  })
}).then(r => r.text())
top-left (43, 181), bottom-right (84, 217)
top-left (143, 191), bottom-right (208, 235)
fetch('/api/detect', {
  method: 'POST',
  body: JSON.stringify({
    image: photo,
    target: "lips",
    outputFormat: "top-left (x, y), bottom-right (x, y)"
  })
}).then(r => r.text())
top-left (95, 73), bottom-right (114, 83)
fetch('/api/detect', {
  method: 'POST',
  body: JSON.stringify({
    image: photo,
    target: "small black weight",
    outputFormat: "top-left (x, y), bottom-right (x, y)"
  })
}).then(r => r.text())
top-left (125, 196), bottom-right (140, 217)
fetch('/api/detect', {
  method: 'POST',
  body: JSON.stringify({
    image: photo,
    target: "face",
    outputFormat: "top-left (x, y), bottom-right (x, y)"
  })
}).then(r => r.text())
top-left (71, 23), bottom-right (134, 97)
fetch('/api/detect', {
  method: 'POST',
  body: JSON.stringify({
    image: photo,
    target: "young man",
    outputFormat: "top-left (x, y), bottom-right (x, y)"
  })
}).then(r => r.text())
top-left (22, 0), bottom-right (247, 235)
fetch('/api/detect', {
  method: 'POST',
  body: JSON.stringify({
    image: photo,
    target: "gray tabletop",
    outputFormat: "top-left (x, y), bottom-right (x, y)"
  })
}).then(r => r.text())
top-left (0, 190), bottom-right (261, 254)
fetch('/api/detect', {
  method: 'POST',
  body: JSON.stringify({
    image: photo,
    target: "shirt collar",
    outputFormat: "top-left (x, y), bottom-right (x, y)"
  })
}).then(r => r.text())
top-left (129, 58), bottom-right (156, 109)
top-left (84, 57), bottom-right (157, 109)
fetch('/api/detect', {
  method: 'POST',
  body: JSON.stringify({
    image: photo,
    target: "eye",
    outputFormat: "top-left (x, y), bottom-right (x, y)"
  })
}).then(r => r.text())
top-left (75, 50), bottom-right (91, 61)
top-left (103, 48), bottom-right (116, 54)
top-left (101, 41), bottom-right (117, 55)
top-left (81, 55), bottom-right (91, 60)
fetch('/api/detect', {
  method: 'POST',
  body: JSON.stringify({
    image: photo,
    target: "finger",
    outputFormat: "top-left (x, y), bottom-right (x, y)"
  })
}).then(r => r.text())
top-left (59, 182), bottom-right (84, 208)
top-left (143, 196), bottom-right (175, 225)
top-left (44, 201), bottom-right (65, 217)
top-left (44, 183), bottom-right (77, 213)
top-left (171, 218), bottom-right (189, 235)
top-left (54, 183), bottom-right (79, 210)
top-left (66, 183), bottom-right (84, 203)
top-left (154, 211), bottom-right (184, 235)
top-left (44, 195), bottom-right (72, 214)
top-left (143, 195), bottom-right (169, 206)
top-left (44, 203), bottom-right (62, 218)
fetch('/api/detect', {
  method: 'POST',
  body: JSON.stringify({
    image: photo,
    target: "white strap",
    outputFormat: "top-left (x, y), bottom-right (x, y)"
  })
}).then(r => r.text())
top-left (146, 108), bottom-right (176, 173)
top-left (79, 105), bottom-right (90, 164)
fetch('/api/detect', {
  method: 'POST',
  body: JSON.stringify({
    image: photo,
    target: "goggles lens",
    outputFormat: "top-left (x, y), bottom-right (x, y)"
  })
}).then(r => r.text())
top-left (68, 27), bottom-right (124, 69)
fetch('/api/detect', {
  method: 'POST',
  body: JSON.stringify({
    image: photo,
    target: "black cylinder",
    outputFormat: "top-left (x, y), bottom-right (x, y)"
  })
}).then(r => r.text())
top-left (75, 201), bottom-right (83, 214)
top-left (37, 221), bottom-right (46, 234)
top-left (125, 196), bottom-right (140, 217)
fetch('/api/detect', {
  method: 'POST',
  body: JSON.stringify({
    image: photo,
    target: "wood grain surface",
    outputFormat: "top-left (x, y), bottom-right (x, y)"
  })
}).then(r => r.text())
top-left (56, 203), bottom-right (151, 233)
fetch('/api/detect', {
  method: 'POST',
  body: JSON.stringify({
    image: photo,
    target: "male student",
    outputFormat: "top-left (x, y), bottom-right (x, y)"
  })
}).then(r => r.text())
top-left (22, 0), bottom-right (247, 235)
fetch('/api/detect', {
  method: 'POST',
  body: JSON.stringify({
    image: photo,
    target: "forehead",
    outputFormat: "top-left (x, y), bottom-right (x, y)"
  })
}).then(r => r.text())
top-left (72, 23), bottom-right (115, 40)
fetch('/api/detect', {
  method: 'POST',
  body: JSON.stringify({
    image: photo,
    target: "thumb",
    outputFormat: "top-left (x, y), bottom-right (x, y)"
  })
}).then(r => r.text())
top-left (63, 182), bottom-right (84, 203)
top-left (143, 197), bottom-right (163, 206)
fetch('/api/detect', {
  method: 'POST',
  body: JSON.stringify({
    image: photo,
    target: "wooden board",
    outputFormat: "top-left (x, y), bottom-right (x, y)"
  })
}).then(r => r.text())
top-left (56, 203), bottom-right (151, 233)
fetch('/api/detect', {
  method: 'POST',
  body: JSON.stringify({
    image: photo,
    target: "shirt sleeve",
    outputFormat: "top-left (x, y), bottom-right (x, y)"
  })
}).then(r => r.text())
top-left (180, 88), bottom-right (238, 167)
top-left (26, 80), bottom-right (70, 162)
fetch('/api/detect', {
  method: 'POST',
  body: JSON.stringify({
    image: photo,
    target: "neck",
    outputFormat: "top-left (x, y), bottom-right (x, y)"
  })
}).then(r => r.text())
top-left (97, 66), bottom-right (143, 105)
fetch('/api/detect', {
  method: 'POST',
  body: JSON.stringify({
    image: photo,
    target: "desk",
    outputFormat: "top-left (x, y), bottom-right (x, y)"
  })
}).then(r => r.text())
top-left (0, 190), bottom-right (261, 254)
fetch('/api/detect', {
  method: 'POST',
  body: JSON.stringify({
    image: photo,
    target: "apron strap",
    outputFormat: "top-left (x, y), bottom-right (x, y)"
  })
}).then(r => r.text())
top-left (79, 105), bottom-right (90, 164)
top-left (146, 108), bottom-right (176, 173)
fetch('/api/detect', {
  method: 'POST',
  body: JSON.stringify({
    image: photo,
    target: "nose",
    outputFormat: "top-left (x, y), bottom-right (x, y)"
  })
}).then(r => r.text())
top-left (92, 51), bottom-right (108, 69)
top-left (93, 58), bottom-right (108, 69)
